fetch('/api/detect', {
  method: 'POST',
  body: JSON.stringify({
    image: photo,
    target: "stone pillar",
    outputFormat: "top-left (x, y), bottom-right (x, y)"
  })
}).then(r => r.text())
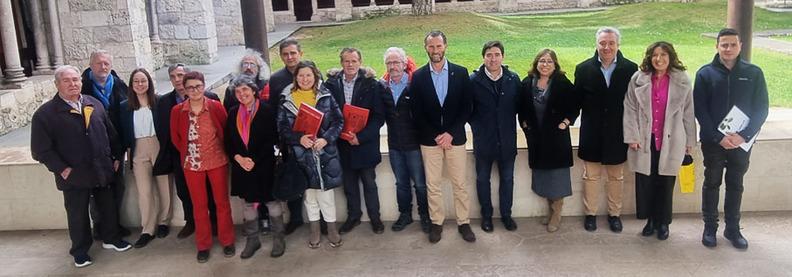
top-left (0, 0), bottom-right (27, 83)
top-left (214, 0), bottom-right (244, 46)
top-left (336, 0), bottom-right (352, 21)
top-left (241, 0), bottom-right (269, 63)
top-left (263, 0), bottom-right (275, 32)
top-left (287, 0), bottom-right (294, 13)
top-left (29, 0), bottom-right (53, 74)
top-left (370, 0), bottom-right (377, 6)
top-left (46, 0), bottom-right (64, 67)
top-left (157, 0), bottom-right (219, 64)
top-left (148, 0), bottom-right (161, 43)
top-left (311, 0), bottom-right (318, 20)
top-left (55, 0), bottom-right (154, 77)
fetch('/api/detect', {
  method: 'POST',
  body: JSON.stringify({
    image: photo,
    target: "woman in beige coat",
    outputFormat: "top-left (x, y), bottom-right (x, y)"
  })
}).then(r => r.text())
top-left (623, 41), bottom-right (696, 241)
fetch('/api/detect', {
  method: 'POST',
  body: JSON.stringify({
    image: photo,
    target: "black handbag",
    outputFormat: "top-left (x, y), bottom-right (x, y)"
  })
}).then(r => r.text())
top-left (273, 145), bottom-right (308, 201)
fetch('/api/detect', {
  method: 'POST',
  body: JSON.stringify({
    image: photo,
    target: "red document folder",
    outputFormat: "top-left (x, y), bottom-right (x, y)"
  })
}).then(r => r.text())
top-left (340, 104), bottom-right (369, 141)
top-left (293, 103), bottom-right (324, 137)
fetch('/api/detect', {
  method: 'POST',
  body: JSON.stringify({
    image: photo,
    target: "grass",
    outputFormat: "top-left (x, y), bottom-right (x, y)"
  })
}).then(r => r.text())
top-left (268, 0), bottom-right (792, 107)
top-left (771, 35), bottom-right (792, 42)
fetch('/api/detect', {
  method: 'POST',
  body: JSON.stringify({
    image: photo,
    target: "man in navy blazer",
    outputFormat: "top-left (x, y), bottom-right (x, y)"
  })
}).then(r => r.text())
top-left (409, 31), bottom-right (475, 243)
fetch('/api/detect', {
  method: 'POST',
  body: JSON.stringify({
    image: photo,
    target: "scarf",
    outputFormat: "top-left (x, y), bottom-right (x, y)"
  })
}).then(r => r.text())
top-left (90, 71), bottom-right (115, 109)
top-left (236, 100), bottom-right (259, 148)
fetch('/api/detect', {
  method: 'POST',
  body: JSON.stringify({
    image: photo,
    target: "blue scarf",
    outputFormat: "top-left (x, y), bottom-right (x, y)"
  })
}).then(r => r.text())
top-left (89, 71), bottom-right (114, 109)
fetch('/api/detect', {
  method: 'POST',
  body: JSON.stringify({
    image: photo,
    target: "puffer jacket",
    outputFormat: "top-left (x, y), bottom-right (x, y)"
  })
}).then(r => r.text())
top-left (277, 83), bottom-right (344, 190)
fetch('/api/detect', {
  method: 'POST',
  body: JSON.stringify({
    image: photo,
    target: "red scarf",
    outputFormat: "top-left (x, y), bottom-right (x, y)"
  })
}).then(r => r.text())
top-left (236, 100), bottom-right (259, 148)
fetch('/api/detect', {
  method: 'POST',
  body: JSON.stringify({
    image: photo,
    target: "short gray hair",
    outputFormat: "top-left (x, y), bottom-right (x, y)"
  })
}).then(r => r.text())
top-left (89, 50), bottom-right (113, 63)
top-left (54, 65), bottom-right (81, 82)
top-left (167, 63), bottom-right (190, 74)
top-left (596, 27), bottom-right (621, 44)
top-left (228, 74), bottom-right (260, 95)
top-left (383, 47), bottom-right (407, 64)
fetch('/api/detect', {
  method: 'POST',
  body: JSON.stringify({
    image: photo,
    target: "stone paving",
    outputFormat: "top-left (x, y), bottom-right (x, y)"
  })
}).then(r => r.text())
top-left (1, 212), bottom-right (791, 276)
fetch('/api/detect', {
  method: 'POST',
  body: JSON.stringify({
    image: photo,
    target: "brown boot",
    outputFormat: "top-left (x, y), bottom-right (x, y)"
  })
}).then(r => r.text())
top-left (270, 215), bottom-right (286, 257)
top-left (547, 198), bottom-right (564, 233)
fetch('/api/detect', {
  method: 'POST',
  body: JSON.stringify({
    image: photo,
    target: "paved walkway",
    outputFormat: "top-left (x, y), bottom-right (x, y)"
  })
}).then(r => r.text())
top-left (1, 212), bottom-right (791, 276)
top-left (703, 29), bottom-right (792, 55)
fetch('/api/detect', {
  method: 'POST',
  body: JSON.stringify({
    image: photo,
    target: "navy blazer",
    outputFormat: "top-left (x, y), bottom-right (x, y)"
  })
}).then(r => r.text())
top-left (469, 65), bottom-right (521, 160)
top-left (325, 68), bottom-right (386, 169)
top-left (409, 60), bottom-right (473, 146)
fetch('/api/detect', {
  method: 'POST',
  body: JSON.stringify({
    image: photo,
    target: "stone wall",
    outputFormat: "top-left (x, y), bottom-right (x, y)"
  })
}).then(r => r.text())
top-left (158, 0), bottom-right (219, 65)
top-left (213, 0), bottom-right (244, 46)
top-left (0, 77), bottom-right (55, 136)
top-left (56, 0), bottom-right (154, 78)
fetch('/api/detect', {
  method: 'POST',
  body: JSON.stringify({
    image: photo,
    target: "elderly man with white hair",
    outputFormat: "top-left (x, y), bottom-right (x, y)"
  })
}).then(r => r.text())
top-left (31, 66), bottom-right (132, 268)
top-left (222, 49), bottom-right (272, 112)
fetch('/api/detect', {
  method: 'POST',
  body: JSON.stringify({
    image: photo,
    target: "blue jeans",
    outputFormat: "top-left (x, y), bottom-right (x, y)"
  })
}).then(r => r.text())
top-left (475, 154), bottom-right (515, 218)
top-left (389, 148), bottom-right (428, 217)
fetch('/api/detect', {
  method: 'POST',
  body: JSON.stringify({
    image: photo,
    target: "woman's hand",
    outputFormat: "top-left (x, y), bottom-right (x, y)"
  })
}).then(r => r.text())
top-left (300, 135), bottom-right (315, 149)
top-left (558, 119), bottom-right (570, 130)
top-left (234, 154), bottom-right (255, 171)
top-left (629, 143), bottom-right (641, 151)
top-left (313, 138), bottom-right (328, 151)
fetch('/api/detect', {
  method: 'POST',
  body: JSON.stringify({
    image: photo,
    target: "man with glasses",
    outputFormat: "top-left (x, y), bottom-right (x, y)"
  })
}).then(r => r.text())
top-left (222, 49), bottom-right (272, 111)
top-left (572, 27), bottom-right (638, 233)
top-left (154, 63), bottom-right (220, 239)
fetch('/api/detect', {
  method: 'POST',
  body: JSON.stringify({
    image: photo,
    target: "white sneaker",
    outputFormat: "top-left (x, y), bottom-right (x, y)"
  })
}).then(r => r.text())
top-left (102, 240), bottom-right (132, 252)
top-left (74, 255), bottom-right (93, 268)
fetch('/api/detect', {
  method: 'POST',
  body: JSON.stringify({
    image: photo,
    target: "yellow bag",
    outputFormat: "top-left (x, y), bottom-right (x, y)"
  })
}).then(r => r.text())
top-left (679, 155), bottom-right (695, 193)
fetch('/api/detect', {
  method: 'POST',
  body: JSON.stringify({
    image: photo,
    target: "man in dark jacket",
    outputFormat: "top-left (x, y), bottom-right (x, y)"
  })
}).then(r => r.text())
top-left (573, 27), bottom-right (638, 233)
top-left (381, 47), bottom-right (431, 233)
top-left (695, 28), bottom-right (768, 250)
top-left (469, 41), bottom-right (521, 233)
top-left (80, 50), bottom-right (130, 238)
top-left (155, 63), bottom-right (221, 239)
top-left (326, 48), bottom-right (386, 234)
top-left (31, 66), bottom-right (132, 268)
top-left (410, 31), bottom-right (475, 243)
top-left (270, 38), bottom-right (309, 235)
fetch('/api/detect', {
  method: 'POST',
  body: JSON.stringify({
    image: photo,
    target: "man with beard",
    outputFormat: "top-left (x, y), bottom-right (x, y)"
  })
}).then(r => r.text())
top-left (222, 49), bottom-right (272, 111)
top-left (410, 31), bottom-right (475, 243)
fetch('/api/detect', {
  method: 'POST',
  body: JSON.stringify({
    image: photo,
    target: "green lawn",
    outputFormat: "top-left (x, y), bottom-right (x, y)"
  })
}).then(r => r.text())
top-left (268, 0), bottom-right (792, 107)
top-left (771, 35), bottom-right (792, 42)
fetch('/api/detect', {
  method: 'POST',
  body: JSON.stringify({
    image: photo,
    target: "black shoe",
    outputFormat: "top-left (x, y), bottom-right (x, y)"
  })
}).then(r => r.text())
top-left (223, 245), bottom-right (236, 257)
top-left (702, 227), bottom-right (718, 247)
top-left (339, 218), bottom-right (361, 234)
top-left (391, 213), bottom-right (413, 232)
top-left (428, 224), bottom-right (443, 243)
top-left (102, 240), bottom-right (132, 252)
top-left (502, 217), bottom-right (518, 231)
top-left (458, 224), bottom-right (476, 242)
top-left (134, 233), bottom-right (155, 248)
top-left (197, 250), bottom-right (209, 263)
top-left (156, 225), bottom-right (170, 238)
top-left (584, 215), bottom-right (597, 231)
top-left (480, 217), bottom-right (494, 233)
top-left (724, 229), bottom-right (748, 249)
top-left (284, 220), bottom-right (303, 235)
top-left (641, 219), bottom-right (655, 237)
top-left (420, 216), bottom-right (431, 234)
top-left (607, 215), bottom-right (623, 233)
top-left (73, 254), bottom-right (93, 268)
top-left (178, 222), bottom-right (195, 239)
top-left (371, 218), bottom-right (385, 234)
top-left (656, 224), bottom-right (669, 241)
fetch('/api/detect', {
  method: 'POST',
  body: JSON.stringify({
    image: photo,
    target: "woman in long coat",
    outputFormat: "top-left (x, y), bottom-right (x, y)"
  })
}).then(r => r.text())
top-left (623, 41), bottom-right (696, 240)
top-left (225, 74), bottom-right (284, 258)
top-left (518, 49), bottom-right (577, 233)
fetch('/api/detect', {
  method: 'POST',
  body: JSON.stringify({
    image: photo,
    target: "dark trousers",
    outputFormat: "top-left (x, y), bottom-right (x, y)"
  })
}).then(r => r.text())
top-left (474, 154), bottom-right (516, 218)
top-left (343, 167), bottom-right (380, 220)
top-left (287, 197), bottom-right (304, 223)
top-left (172, 158), bottom-right (217, 226)
top-left (64, 186), bottom-right (122, 257)
top-left (635, 138), bottom-right (676, 225)
top-left (701, 142), bottom-right (751, 230)
top-left (389, 148), bottom-right (429, 216)
top-left (89, 168), bottom-right (125, 233)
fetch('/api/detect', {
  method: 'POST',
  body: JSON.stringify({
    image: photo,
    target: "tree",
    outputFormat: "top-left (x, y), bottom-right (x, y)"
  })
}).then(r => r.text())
top-left (412, 0), bottom-right (432, 16)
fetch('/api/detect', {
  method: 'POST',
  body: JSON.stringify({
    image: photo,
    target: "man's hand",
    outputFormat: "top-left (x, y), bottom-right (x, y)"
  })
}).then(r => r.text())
top-left (719, 136), bottom-right (738, 150)
top-left (113, 160), bottom-right (121, 172)
top-left (61, 167), bottom-right (72, 180)
top-left (435, 133), bottom-right (453, 149)
top-left (300, 135), bottom-right (315, 149)
top-left (628, 143), bottom-right (640, 151)
top-left (726, 133), bottom-right (746, 146)
top-left (347, 133), bottom-right (360, 146)
top-left (314, 138), bottom-right (328, 151)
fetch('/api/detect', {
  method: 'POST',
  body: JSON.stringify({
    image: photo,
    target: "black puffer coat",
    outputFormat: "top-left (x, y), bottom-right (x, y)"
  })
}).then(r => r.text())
top-left (277, 83), bottom-right (344, 190)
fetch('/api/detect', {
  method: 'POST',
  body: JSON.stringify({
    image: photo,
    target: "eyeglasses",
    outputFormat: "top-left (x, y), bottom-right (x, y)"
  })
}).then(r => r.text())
top-left (242, 62), bottom-right (258, 69)
top-left (184, 84), bottom-right (205, 91)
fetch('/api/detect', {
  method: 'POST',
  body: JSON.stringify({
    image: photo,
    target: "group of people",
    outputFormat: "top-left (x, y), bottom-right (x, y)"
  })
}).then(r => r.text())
top-left (29, 26), bottom-right (767, 268)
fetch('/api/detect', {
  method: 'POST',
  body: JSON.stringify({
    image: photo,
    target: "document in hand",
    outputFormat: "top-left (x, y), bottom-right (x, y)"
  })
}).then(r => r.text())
top-left (718, 106), bottom-right (756, 152)
top-left (340, 104), bottom-right (369, 141)
top-left (293, 103), bottom-right (324, 137)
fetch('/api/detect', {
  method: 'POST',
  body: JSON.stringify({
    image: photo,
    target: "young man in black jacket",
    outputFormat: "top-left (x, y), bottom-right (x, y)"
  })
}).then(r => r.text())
top-left (694, 28), bottom-right (768, 250)
top-left (410, 31), bottom-right (475, 243)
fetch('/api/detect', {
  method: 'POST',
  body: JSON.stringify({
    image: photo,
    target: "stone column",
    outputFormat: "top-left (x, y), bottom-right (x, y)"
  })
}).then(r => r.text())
top-left (311, 0), bottom-right (318, 20)
top-left (157, 0), bottom-right (218, 64)
top-left (287, 0), bottom-right (294, 13)
top-left (46, 0), bottom-right (64, 66)
top-left (29, 0), bottom-right (53, 74)
top-left (335, 0), bottom-right (352, 21)
top-left (148, 0), bottom-right (161, 43)
top-left (0, 0), bottom-right (27, 82)
top-left (241, 0), bottom-right (269, 63)
top-left (263, 0), bottom-right (275, 32)
top-left (370, 0), bottom-right (376, 6)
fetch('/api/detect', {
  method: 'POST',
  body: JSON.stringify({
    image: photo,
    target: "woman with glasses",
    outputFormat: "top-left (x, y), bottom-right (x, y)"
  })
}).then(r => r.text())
top-left (170, 71), bottom-right (235, 262)
top-left (518, 49), bottom-right (577, 233)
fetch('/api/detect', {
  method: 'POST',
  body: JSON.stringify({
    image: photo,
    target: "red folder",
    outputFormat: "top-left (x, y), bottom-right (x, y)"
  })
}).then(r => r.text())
top-left (340, 104), bottom-right (369, 141)
top-left (293, 103), bottom-right (324, 137)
